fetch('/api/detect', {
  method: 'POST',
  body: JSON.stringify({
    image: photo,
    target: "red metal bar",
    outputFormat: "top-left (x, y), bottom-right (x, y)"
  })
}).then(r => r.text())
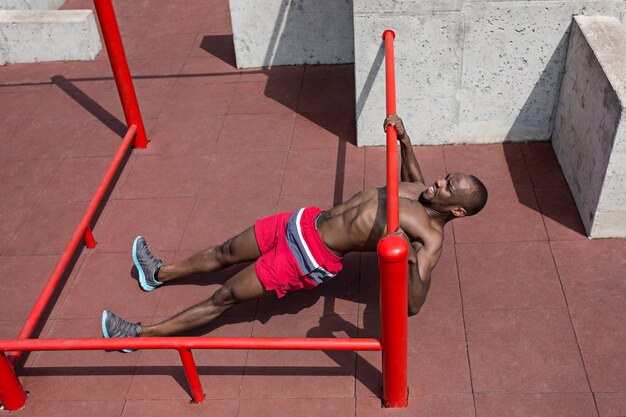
top-left (7, 126), bottom-right (137, 365)
top-left (0, 352), bottom-right (27, 411)
top-left (0, 336), bottom-right (382, 352)
top-left (382, 29), bottom-right (399, 233)
top-left (92, 0), bottom-right (147, 149)
top-left (178, 349), bottom-right (204, 403)
top-left (379, 29), bottom-right (409, 408)
top-left (84, 226), bottom-right (96, 248)
top-left (378, 235), bottom-right (409, 407)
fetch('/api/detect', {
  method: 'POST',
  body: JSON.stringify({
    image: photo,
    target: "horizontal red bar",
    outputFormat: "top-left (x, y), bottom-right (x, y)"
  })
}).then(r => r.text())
top-left (1, 337), bottom-right (382, 352)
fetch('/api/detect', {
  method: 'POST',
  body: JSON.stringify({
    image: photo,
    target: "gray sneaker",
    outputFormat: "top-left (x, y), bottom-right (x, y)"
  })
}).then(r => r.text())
top-left (101, 310), bottom-right (140, 353)
top-left (132, 236), bottom-right (163, 292)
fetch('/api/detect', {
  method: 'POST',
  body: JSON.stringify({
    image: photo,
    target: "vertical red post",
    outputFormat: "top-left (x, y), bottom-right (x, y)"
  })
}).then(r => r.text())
top-left (178, 349), bottom-right (204, 404)
top-left (92, 0), bottom-right (148, 149)
top-left (379, 28), bottom-right (409, 408)
top-left (0, 352), bottom-right (27, 411)
top-left (383, 29), bottom-right (399, 233)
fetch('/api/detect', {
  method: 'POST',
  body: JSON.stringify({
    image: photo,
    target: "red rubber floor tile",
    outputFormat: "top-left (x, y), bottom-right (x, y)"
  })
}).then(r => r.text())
top-left (198, 151), bottom-right (287, 202)
top-left (66, 119), bottom-right (135, 158)
top-left (238, 397), bottom-right (356, 417)
top-left (114, 153), bottom-right (211, 199)
top-left (276, 193), bottom-right (336, 215)
top-left (126, 32), bottom-right (198, 61)
top-left (0, 255), bottom-right (59, 321)
top-left (520, 142), bottom-right (568, 187)
top-left (291, 111), bottom-right (357, 149)
top-left (38, 157), bottom-right (112, 203)
top-left (189, 33), bottom-right (238, 61)
top-left (534, 186), bottom-right (587, 241)
top-left (9, 399), bottom-right (125, 417)
top-left (595, 392), bottom-right (626, 417)
top-left (178, 196), bottom-right (277, 251)
top-left (161, 83), bottom-right (237, 120)
top-left (357, 394), bottom-right (475, 417)
top-left (121, 399), bottom-right (239, 417)
top-left (241, 314), bottom-right (359, 399)
top-left (298, 77), bottom-right (355, 115)
top-left (216, 113), bottom-right (296, 152)
top-left (228, 79), bottom-right (302, 115)
top-left (239, 65), bottom-right (304, 83)
top-left (570, 307), bottom-right (626, 392)
top-left (304, 64), bottom-right (355, 80)
top-left (456, 241), bottom-right (566, 310)
top-left (178, 56), bottom-right (241, 85)
top-left (54, 251), bottom-right (164, 320)
top-left (551, 239), bottom-right (626, 307)
top-left (4, 118), bottom-right (75, 160)
top-left (474, 393), bottom-right (598, 417)
top-left (281, 148), bottom-right (365, 203)
top-left (452, 184), bottom-right (548, 243)
top-left (0, 200), bottom-right (33, 252)
top-left (91, 197), bottom-right (196, 253)
top-left (3, 200), bottom-right (89, 256)
top-left (142, 114), bottom-right (224, 156)
top-left (465, 309), bottom-right (589, 393)
top-left (443, 143), bottom-right (532, 189)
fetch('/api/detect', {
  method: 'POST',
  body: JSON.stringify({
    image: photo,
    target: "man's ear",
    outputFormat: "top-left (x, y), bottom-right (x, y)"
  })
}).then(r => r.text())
top-left (451, 206), bottom-right (467, 218)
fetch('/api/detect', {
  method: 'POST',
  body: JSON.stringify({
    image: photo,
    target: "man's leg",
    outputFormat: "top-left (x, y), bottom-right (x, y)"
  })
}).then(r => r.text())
top-left (157, 226), bottom-right (261, 283)
top-left (140, 263), bottom-right (268, 336)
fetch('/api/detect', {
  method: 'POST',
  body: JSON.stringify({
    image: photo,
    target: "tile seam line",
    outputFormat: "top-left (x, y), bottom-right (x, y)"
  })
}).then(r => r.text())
top-left (518, 142), bottom-right (553, 243)
top-left (449, 233), bottom-right (478, 416)
top-left (547, 240), bottom-right (599, 415)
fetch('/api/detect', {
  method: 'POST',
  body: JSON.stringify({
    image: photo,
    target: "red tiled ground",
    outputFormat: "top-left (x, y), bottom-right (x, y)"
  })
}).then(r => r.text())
top-left (1, 0), bottom-right (625, 416)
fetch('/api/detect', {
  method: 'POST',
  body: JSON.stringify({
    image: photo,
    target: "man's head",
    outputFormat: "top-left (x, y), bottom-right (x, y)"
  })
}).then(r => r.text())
top-left (419, 173), bottom-right (488, 219)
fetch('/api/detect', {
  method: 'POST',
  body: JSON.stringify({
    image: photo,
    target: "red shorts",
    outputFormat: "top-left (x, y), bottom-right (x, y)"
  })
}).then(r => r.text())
top-left (254, 207), bottom-right (343, 298)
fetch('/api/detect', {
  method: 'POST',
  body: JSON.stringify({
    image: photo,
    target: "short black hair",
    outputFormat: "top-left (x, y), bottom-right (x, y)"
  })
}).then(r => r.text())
top-left (464, 175), bottom-right (488, 216)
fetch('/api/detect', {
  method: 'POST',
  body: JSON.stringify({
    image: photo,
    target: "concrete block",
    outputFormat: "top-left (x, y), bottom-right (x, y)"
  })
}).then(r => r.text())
top-left (353, 0), bottom-right (625, 146)
top-left (0, 10), bottom-right (102, 65)
top-left (0, 0), bottom-right (65, 10)
top-left (228, 0), bottom-right (354, 68)
top-left (552, 15), bottom-right (626, 238)
top-left (458, 1), bottom-right (624, 143)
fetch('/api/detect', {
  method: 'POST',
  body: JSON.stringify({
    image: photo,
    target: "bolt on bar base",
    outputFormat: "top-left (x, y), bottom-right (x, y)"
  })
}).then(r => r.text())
top-left (92, 0), bottom-right (148, 149)
top-left (378, 28), bottom-right (409, 408)
top-left (0, 352), bottom-right (26, 411)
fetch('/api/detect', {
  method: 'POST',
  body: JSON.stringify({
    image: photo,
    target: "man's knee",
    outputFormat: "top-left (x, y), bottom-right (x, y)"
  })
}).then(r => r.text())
top-left (211, 284), bottom-right (237, 307)
top-left (216, 239), bottom-right (235, 264)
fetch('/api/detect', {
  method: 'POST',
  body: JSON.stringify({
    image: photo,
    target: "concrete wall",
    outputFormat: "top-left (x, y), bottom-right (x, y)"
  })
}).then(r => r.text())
top-left (354, 1), bottom-right (626, 146)
top-left (552, 15), bottom-right (626, 238)
top-left (228, 0), bottom-right (354, 68)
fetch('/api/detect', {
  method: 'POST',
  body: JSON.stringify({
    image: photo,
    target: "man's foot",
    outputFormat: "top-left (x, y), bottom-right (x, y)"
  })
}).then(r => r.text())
top-left (132, 236), bottom-right (163, 292)
top-left (101, 310), bottom-right (140, 353)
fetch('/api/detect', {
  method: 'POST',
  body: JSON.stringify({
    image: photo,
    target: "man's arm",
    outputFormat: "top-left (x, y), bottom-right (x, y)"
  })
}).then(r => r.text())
top-left (384, 114), bottom-right (424, 184)
top-left (406, 242), bottom-right (434, 316)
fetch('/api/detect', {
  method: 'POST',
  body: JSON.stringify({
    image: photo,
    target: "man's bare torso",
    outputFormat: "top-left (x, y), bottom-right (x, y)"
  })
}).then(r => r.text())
top-left (315, 182), bottom-right (444, 266)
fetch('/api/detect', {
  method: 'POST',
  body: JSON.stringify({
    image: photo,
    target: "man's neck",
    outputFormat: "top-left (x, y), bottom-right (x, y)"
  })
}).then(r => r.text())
top-left (424, 206), bottom-right (449, 228)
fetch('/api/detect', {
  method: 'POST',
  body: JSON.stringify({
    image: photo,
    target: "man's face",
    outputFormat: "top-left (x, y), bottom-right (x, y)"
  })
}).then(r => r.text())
top-left (419, 173), bottom-right (474, 215)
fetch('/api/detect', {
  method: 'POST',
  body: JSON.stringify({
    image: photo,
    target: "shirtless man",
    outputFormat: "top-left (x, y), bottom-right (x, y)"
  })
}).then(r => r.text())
top-left (102, 114), bottom-right (488, 342)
